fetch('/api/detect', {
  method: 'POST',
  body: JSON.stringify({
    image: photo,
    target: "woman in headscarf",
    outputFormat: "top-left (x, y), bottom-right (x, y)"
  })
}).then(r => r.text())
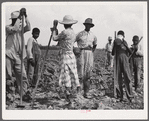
top-left (52, 15), bottom-right (81, 102)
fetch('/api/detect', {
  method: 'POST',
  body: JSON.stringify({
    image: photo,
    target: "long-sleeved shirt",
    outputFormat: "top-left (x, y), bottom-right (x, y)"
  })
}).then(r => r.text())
top-left (76, 30), bottom-right (97, 48)
top-left (6, 17), bottom-right (31, 59)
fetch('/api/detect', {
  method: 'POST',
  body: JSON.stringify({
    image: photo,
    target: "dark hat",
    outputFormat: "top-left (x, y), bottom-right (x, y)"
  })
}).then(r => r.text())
top-left (132, 35), bottom-right (139, 42)
top-left (117, 30), bottom-right (125, 37)
top-left (83, 18), bottom-right (94, 27)
top-left (32, 28), bottom-right (40, 33)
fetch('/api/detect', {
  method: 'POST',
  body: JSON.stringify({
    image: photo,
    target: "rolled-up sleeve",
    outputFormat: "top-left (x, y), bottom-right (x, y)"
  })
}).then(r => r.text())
top-left (27, 38), bottom-right (33, 59)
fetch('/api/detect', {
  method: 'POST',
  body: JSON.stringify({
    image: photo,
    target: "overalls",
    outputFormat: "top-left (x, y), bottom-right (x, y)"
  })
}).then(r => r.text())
top-left (27, 41), bottom-right (41, 87)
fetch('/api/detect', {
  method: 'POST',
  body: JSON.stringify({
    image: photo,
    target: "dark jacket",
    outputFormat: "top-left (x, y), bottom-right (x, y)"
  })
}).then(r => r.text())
top-left (112, 38), bottom-right (129, 56)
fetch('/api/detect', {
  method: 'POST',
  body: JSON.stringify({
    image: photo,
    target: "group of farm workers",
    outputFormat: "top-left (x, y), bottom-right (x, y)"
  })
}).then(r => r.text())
top-left (6, 8), bottom-right (143, 103)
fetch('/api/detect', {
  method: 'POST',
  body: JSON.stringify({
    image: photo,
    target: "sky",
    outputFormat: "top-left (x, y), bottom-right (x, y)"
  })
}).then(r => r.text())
top-left (3, 2), bottom-right (146, 48)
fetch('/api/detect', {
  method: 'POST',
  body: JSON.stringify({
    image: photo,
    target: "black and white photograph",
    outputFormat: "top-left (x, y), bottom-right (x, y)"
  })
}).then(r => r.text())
top-left (2, 1), bottom-right (148, 120)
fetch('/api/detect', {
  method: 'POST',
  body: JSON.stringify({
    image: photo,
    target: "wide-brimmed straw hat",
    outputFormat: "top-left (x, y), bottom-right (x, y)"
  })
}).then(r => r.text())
top-left (10, 11), bottom-right (20, 19)
top-left (58, 15), bottom-right (78, 25)
top-left (83, 18), bottom-right (94, 27)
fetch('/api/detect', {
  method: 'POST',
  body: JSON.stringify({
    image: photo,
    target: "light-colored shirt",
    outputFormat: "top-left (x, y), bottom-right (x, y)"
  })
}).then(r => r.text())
top-left (76, 30), bottom-right (97, 48)
top-left (26, 37), bottom-right (38, 59)
top-left (6, 17), bottom-right (31, 59)
top-left (131, 43), bottom-right (143, 57)
top-left (105, 43), bottom-right (113, 52)
top-left (53, 28), bottom-right (76, 51)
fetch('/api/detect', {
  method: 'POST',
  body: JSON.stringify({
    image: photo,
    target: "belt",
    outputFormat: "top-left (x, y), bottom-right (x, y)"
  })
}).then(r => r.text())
top-left (80, 48), bottom-right (92, 50)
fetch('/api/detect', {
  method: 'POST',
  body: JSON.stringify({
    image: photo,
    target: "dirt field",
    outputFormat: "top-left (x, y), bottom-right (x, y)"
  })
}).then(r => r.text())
top-left (6, 48), bottom-right (144, 110)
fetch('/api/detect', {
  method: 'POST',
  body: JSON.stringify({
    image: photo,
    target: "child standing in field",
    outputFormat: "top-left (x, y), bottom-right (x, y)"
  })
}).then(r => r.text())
top-left (27, 28), bottom-right (41, 88)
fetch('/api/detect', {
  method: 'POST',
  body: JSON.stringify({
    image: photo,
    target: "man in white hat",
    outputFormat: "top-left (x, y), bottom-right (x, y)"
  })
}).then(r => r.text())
top-left (105, 36), bottom-right (114, 68)
top-left (6, 8), bottom-right (31, 101)
top-left (75, 18), bottom-right (97, 98)
top-left (52, 15), bottom-right (81, 102)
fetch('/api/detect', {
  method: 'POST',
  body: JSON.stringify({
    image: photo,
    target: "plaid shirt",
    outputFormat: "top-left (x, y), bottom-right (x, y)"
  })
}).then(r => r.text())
top-left (53, 28), bottom-right (80, 87)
